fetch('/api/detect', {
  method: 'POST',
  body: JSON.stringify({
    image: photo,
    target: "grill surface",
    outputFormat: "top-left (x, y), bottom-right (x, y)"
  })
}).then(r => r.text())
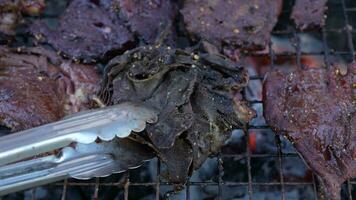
top-left (1, 0), bottom-right (356, 199)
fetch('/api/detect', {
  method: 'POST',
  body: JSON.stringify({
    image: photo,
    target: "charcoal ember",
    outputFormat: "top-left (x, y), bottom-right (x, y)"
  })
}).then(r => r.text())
top-left (181, 0), bottom-right (282, 50)
top-left (291, 0), bottom-right (327, 30)
top-left (263, 63), bottom-right (356, 200)
top-left (118, 0), bottom-right (177, 44)
top-left (0, 46), bottom-right (100, 131)
top-left (100, 45), bottom-right (254, 183)
top-left (30, 0), bottom-right (134, 63)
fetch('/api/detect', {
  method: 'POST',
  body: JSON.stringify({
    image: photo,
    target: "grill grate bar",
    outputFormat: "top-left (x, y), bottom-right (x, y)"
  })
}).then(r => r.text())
top-left (61, 179), bottom-right (68, 200)
top-left (341, 0), bottom-right (356, 61)
top-left (156, 160), bottom-right (161, 200)
top-left (312, 174), bottom-right (319, 200)
top-left (53, 181), bottom-right (325, 187)
top-left (217, 154), bottom-right (223, 200)
top-left (245, 128), bottom-right (253, 200)
top-left (275, 135), bottom-right (286, 200)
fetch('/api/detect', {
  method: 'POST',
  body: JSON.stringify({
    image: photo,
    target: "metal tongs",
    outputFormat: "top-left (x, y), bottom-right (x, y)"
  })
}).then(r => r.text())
top-left (0, 102), bottom-right (158, 196)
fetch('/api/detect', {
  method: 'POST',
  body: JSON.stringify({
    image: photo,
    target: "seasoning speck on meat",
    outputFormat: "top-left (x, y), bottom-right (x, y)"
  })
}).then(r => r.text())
top-left (0, 46), bottom-right (100, 131)
top-left (291, 0), bottom-right (328, 30)
top-left (263, 63), bottom-right (356, 200)
top-left (30, 0), bottom-right (134, 62)
top-left (100, 45), bottom-right (254, 183)
top-left (181, 0), bottom-right (282, 50)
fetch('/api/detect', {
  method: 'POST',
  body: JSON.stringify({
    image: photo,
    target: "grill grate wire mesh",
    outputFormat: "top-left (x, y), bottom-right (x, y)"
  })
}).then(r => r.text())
top-left (1, 0), bottom-right (356, 199)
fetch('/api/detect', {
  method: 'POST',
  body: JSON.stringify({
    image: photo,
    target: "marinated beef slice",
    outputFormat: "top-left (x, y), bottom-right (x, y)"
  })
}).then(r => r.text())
top-left (263, 63), bottom-right (356, 200)
top-left (0, 46), bottom-right (100, 131)
top-left (181, 0), bottom-right (283, 50)
top-left (31, 0), bottom-right (134, 62)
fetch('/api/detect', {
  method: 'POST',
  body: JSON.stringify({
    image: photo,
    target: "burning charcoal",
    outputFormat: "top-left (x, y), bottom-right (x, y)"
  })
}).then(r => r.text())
top-left (0, 46), bottom-right (100, 131)
top-left (180, 0), bottom-right (283, 50)
top-left (99, 45), bottom-right (254, 183)
top-left (31, 0), bottom-right (134, 63)
top-left (263, 62), bottom-right (356, 200)
top-left (291, 0), bottom-right (328, 30)
top-left (118, 0), bottom-right (177, 44)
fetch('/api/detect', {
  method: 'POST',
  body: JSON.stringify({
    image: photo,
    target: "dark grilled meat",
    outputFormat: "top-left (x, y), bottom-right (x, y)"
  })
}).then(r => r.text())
top-left (31, 0), bottom-right (134, 63)
top-left (263, 63), bottom-right (356, 200)
top-left (118, 0), bottom-right (177, 44)
top-left (0, 46), bottom-right (100, 131)
top-left (100, 45), bottom-right (254, 183)
top-left (180, 0), bottom-right (282, 50)
top-left (291, 0), bottom-right (328, 30)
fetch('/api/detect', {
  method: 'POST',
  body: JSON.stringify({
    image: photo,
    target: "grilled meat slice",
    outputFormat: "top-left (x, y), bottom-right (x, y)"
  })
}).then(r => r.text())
top-left (99, 45), bottom-right (254, 183)
top-left (181, 0), bottom-right (282, 50)
top-left (0, 46), bottom-right (100, 131)
top-left (118, 0), bottom-right (177, 44)
top-left (291, 0), bottom-right (328, 30)
top-left (31, 0), bottom-right (134, 63)
top-left (263, 63), bottom-right (356, 200)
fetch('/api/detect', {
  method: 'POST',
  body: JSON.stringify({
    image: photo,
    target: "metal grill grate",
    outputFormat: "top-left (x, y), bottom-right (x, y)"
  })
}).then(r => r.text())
top-left (1, 0), bottom-right (356, 199)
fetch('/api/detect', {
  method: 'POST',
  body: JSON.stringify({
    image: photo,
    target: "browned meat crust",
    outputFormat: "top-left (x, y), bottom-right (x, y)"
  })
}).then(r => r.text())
top-left (31, 0), bottom-right (134, 62)
top-left (0, 46), bottom-right (100, 131)
top-left (181, 0), bottom-right (283, 50)
top-left (291, 0), bottom-right (328, 30)
top-left (99, 45), bottom-right (254, 183)
top-left (118, 0), bottom-right (177, 44)
top-left (263, 63), bottom-right (356, 200)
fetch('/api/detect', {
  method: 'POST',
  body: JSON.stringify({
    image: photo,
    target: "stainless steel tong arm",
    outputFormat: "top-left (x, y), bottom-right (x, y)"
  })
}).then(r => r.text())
top-left (0, 102), bottom-right (158, 166)
top-left (0, 138), bottom-right (153, 196)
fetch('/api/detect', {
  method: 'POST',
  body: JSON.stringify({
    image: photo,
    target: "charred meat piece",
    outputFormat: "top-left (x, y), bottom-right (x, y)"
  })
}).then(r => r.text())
top-left (100, 45), bottom-right (254, 183)
top-left (291, 0), bottom-right (327, 30)
top-left (0, 0), bottom-right (45, 35)
top-left (158, 138), bottom-right (193, 183)
top-left (181, 0), bottom-right (282, 50)
top-left (0, 46), bottom-right (100, 131)
top-left (119, 0), bottom-right (177, 44)
top-left (31, 0), bottom-right (134, 63)
top-left (263, 63), bottom-right (356, 200)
